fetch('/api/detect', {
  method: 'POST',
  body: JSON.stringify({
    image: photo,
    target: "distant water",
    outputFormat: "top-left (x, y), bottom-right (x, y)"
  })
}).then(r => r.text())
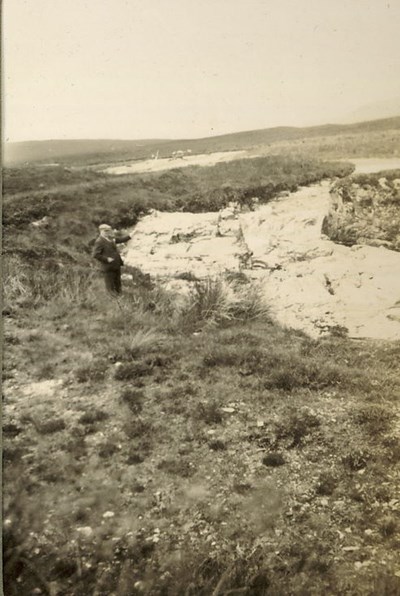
top-left (349, 158), bottom-right (400, 174)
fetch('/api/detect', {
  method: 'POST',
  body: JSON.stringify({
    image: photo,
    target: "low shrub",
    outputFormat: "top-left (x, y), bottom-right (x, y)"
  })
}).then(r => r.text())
top-left (174, 271), bottom-right (199, 282)
top-left (316, 471), bottom-right (338, 496)
top-left (179, 278), bottom-right (233, 330)
top-left (325, 169), bottom-right (400, 251)
top-left (36, 419), bottom-right (66, 435)
top-left (263, 356), bottom-right (345, 391)
top-left (122, 418), bottom-right (153, 439)
top-left (114, 361), bottom-right (154, 381)
top-left (98, 443), bottom-right (119, 459)
top-left (194, 400), bottom-right (223, 425)
top-left (342, 448), bottom-right (371, 471)
top-left (3, 256), bottom-right (98, 306)
top-left (75, 360), bottom-right (107, 383)
top-left (203, 343), bottom-right (266, 373)
top-left (157, 457), bottom-right (195, 477)
top-left (208, 439), bottom-right (227, 451)
top-left (262, 452), bottom-right (286, 467)
top-left (120, 329), bottom-right (167, 360)
top-left (120, 388), bottom-right (144, 414)
top-left (275, 410), bottom-right (321, 447)
top-left (78, 410), bottom-right (109, 424)
top-left (179, 278), bottom-right (270, 332)
top-left (125, 432), bottom-right (154, 462)
top-left (379, 515), bottom-right (398, 537)
top-left (353, 404), bottom-right (393, 434)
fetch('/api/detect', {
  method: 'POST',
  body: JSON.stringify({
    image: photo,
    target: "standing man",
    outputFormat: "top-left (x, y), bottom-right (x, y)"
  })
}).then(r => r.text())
top-left (92, 224), bottom-right (132, 295)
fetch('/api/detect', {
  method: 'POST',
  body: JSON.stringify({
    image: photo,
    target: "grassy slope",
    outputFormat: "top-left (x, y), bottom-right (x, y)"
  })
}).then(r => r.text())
top-left (3, 279), bottom-right (400, 595)
top-left (4, 115), bottom-right (400, 165)
top-left (3, 152), bottom-right (400, 595)
top-left (2, 155), bottom-right (352, 269)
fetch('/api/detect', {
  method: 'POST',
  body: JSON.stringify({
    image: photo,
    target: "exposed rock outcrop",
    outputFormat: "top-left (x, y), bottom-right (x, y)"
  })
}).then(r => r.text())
top-left (125, 206), bottom-right (249, 278)
top-left (124, 181), bottom-right (400, 340)
top-left (323, 172), bottom-right (400, 251)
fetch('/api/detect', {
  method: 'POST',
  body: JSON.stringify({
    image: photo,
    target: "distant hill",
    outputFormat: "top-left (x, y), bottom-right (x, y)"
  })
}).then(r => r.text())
top-left (342, 98), bottom-right (400, 124)
top-left (3, 138), bottom-right (172, 166)
top-left (4, 115), bottom-right (400, 166)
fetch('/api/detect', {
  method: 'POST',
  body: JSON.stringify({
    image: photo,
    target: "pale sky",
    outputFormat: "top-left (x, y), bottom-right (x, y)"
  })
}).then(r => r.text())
top-left (4, 0), bottom-right (400, 142)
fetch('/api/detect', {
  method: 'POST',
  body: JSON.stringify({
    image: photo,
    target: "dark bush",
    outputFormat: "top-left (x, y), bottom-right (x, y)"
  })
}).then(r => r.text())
top-left (195, 401), bottom-right (223, 425)
top-left (262, 453), bottom-right (286, 467)
top-left (114, 361), bottom-right (154, 380)
top-left (36, 419), bottom-right (66, 434)
top-left (120, 388), bottom-right (144, 414)
top-left (79, 410), bottom-right (109, 424)
top-left (208, 439), bottom-right (227, 451)
top-left (98, 442), bottom-right (119, 458)
top-left (276, 410), bottom-right (321, 447)
top-left (75, 361), bottom-right (107, 383)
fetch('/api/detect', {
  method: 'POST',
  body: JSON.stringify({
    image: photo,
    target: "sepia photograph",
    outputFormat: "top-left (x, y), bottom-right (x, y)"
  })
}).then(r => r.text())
top-left (3, 0), bottom-right (400, 594)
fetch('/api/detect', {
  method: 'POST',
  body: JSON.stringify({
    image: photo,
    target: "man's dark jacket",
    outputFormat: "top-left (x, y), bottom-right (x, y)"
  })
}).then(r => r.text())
top-left (92, 235), bottom-right (131, 271)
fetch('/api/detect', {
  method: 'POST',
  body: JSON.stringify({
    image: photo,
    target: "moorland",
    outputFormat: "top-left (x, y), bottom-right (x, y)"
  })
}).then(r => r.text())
top-left (3, 117), bottom-right (400, 595)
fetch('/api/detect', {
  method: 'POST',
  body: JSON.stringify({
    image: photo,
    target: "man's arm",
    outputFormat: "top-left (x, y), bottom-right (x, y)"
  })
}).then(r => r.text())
top-left (92, 239), bottom-right (109, 263)
top-left (115, 234), bottom-right (132, 244)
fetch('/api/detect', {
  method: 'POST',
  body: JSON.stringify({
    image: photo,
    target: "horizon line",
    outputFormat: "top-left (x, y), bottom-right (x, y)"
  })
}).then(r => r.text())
top-left (6, 114), bottom-right (400, 145)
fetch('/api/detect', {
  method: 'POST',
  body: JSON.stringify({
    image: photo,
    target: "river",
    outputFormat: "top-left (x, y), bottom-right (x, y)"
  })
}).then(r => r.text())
top-left (349, 158), bottom-right (400, 174)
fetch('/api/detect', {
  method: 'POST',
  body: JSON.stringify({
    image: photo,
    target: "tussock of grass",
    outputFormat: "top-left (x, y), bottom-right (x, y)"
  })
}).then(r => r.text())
top-left (203, 343), bottom-right (266, 372)
top-left (157, 457), bottom-right (196, 478)
top-left (202, 337), bottom-right (353, 391)
top-left (342, 448), bottom-right (372, 471)
top-left (124, 329), bottom-right (167, 357)
top-left (114, 361), bottom-right (154, 381)
top-left (353, 404), bottom-right (394, 434)
top-left (79, 410), bottom-right (109, 425)
top-left (120, 388), bottom-right (144, 414)
top-left (178, 278), bottom-right (234, 330)
top-left (195, 401), bottom-right (223, 425)
top-left (74, 359), bottom-right (108, 383)
top-left (169, 277), bottom-right (272, 333)
top-left (36, 419), bottom-right (66, 435)
top-left (122, 418), bottom-right (153, 440)
top-left (3, 255), bottom-right (99, 308)
top-left (275, 409), bottom-right (321, 447)
top-left (263, 356), bottom-right (346, 391)
top-left (262, 452), bottom-right (286, 467)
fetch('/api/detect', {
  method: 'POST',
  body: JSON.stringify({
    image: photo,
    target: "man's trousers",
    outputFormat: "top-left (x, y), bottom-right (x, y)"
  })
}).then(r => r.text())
top-left (103, 269), bottom-right (122, 294)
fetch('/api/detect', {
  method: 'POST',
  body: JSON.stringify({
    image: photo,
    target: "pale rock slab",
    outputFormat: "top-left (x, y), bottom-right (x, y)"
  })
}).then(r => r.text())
top-left (124, 181), bottom-right (400, 340)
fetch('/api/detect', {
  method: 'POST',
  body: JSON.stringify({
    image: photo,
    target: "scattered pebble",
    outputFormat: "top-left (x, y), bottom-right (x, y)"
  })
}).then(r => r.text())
top-left (103, 511), bottom-right (115, 519)
top-left (354, 561), bottom-right (363, 570)
top-left (77, 527), bottom-right (94, 538)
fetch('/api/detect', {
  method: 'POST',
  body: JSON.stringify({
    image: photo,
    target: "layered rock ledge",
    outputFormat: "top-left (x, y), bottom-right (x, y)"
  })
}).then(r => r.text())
top-left (124, 180), bottom-right (400, 340)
